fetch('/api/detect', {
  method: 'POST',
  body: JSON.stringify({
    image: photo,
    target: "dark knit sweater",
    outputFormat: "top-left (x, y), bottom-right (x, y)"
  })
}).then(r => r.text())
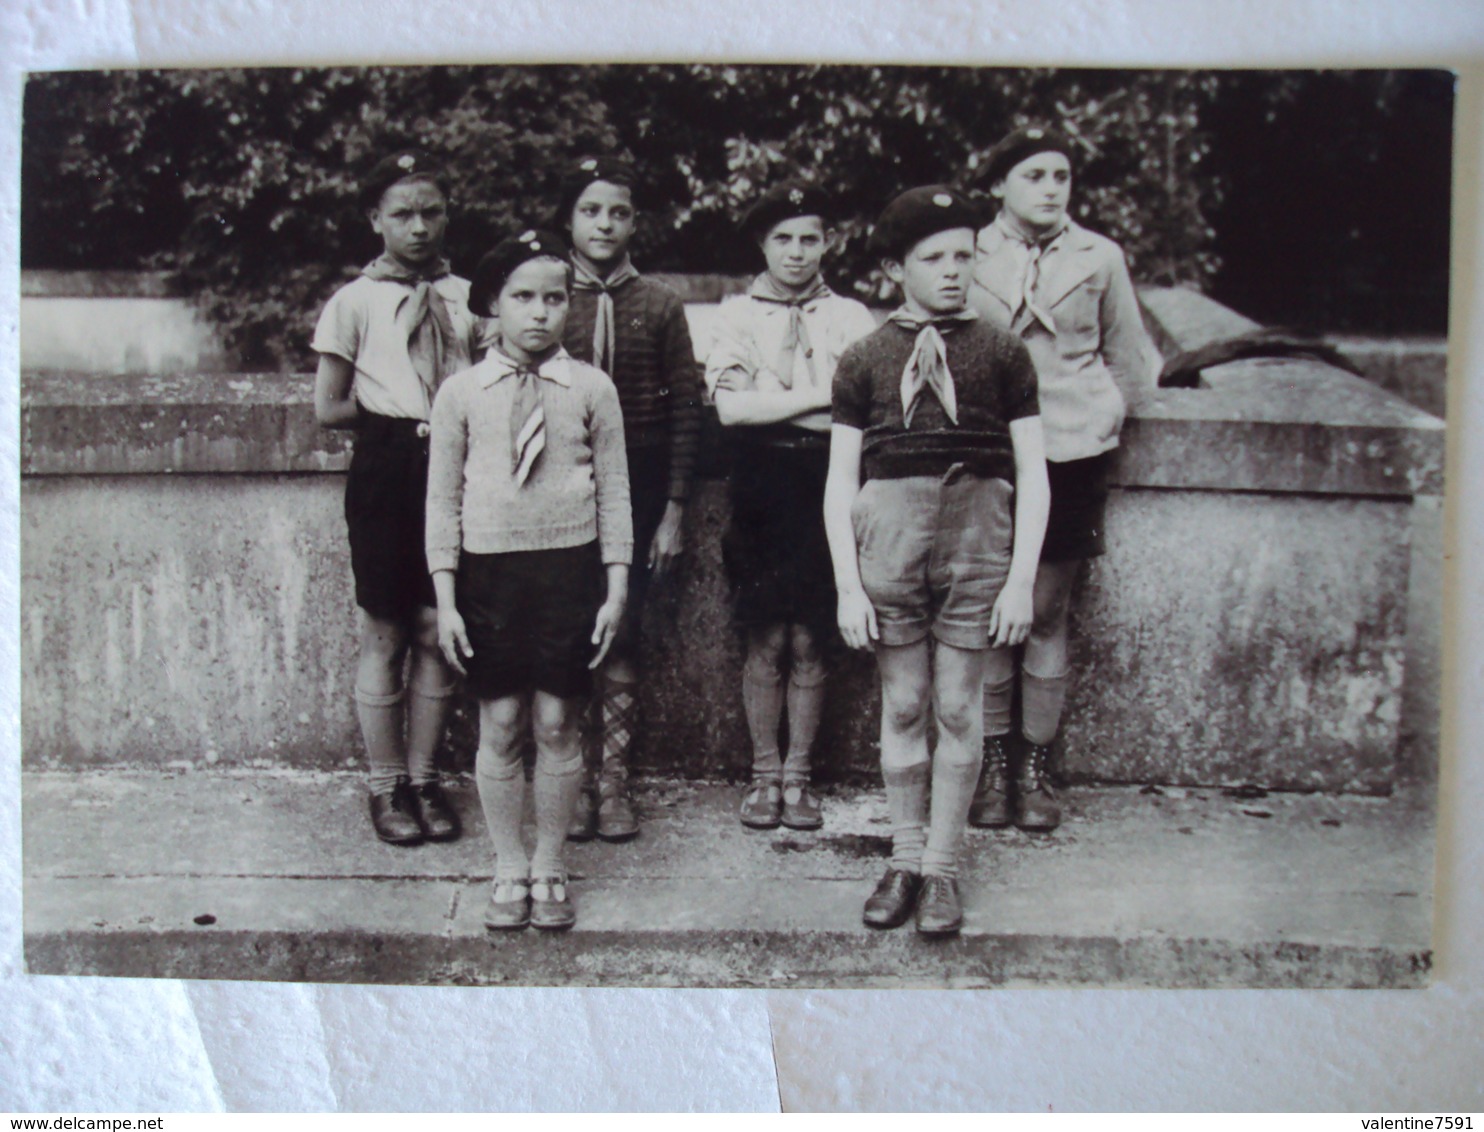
top-left (562, 274), bottom-right (701, 502)
top-left (832, 317), bottom-right (1039, 483)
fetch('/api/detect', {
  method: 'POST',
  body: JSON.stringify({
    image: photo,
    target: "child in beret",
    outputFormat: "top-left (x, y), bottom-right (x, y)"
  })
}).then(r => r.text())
top-left (553, 156), bottom-right (702, 844)
top-left (426, 229), bottom-right (632, 932)
top-left (312, 149), bottom-right (487, 848)
top-left (705, 181), bottom-right (878, 832)
top-left (824, 185), bottom-right (1050, 936)
top-left (967, 127), bottom-right (1160, 833)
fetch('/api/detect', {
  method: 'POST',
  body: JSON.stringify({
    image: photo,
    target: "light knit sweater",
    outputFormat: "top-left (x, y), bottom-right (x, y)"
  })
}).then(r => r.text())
top-left (425, 348), bottom-right (633, 573)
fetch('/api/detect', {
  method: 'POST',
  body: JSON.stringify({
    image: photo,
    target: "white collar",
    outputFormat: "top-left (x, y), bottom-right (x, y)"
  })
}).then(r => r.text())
top-left (478, 346), bottom-right (574, 389)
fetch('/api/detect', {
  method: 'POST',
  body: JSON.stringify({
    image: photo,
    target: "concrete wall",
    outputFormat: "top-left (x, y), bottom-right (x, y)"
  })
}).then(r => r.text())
top-left (19, 289), bottom-right (1445, 793)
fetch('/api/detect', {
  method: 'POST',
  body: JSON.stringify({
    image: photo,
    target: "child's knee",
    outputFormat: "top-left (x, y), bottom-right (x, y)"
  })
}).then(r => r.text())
top-left (743, 635), bottom-right (787, 686)
top-left (530, 695), bottom-right (580, 750)
top-left (932, 690), bottom-right (981, 756)
top-left (881, 683), bottom-right (929, 737)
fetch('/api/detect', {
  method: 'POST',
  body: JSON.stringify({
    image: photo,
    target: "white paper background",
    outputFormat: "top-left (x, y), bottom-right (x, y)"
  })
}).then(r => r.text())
top-left (2, 0), bottom-right (1482, 1112)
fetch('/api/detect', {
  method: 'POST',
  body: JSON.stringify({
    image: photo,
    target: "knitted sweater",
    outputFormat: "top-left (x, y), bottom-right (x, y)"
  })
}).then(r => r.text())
top-left (562, 274), bottom-right (701, 502)
top-left (425, 348), bottom-right (633, 572)
top-left (832, 316), bottom-right (1040, 483)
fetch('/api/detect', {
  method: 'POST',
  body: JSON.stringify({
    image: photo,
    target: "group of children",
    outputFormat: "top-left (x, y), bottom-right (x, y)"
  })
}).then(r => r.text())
top-left (313, 128), bottom-right (1158, 937)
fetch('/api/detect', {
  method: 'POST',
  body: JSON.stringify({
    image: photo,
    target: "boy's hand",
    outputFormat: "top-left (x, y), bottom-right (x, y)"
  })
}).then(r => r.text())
top-left (837, 586), bottom-right (879, 651)
top-left (714, 371), bottom-right (755, 393)
top-left (590, 598), bottom-right (627, 669)
top-left (436, 606), bottom-right (473, 676)
top-left (648, 501), bottom-right (685, 578)
top-left (988, 578), bottom-right (1035, 649)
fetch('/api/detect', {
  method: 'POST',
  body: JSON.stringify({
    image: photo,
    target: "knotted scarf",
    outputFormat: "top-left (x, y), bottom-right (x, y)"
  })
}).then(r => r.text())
top-left (886, 307), bottom-right (978, 427)
top-left (994, 212), bottom-right (1067, 337)
top-left (361, 254), bottom-right (458, 405)
top-left (749, 273), bottom-right (831, 389)
top-left (506, 362), bottom-right (548, 488)
top-left (572, 255), bottom-right (640, 375)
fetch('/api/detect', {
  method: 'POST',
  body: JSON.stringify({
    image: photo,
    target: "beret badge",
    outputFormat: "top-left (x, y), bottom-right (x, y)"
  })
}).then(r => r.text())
top-left (397, 154), bottom-right (416, 171)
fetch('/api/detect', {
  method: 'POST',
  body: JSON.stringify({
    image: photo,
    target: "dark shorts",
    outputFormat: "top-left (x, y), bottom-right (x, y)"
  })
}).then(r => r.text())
top-left (345, 414), bottom-right (437, 622)
top-left (456, 543), bottom-right (604, 702)
top-left (612, 445), bottom-right (672, 654)
top-left (852, 471), bottom-right (1014, 650)
top-left (722, 440), bottom-right (837, 642)
top-left (1042, 452), bottom-right (1113, 563)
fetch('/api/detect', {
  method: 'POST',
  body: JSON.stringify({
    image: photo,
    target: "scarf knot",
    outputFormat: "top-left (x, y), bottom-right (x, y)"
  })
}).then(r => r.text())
top-left (886, 307), bottom-right (977, 427)
top-left (572, 256), bottom-right (640, 374)
top-left (361, 254), bottom-right (458, 404)
top-left (750, 273), bottom-right (832, 390)
top-left (994, 213), bottom-right (1066, 337)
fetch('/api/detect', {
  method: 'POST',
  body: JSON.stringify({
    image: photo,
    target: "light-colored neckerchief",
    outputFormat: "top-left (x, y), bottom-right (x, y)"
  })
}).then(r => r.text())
top-left (361, 253), bottom-right (457, 404)
top-left (571, 255), bottom-right (640, 375)
top-left (750, 273), bottom-right (832, 390)
top-left (994, 212), bottom-right (1068, 337)
top-left (489, 346), bottom-right (564, 487)
top-left (886, 306), bottom-right (978, 427)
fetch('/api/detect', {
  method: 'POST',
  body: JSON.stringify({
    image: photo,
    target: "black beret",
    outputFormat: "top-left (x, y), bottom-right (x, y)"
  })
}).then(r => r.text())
top-left (468, 228), bottom-right (572, 318)
top-left (981, 126), bottom-right (1076, 187)
top-left (359, 149), bottom-right (450, 211)
top-left (870, 185), bottom-right (984, 260)
top-left (554, 155), bottom-right (641, 226)
top-left (741, 181), bottom-right (835, 243)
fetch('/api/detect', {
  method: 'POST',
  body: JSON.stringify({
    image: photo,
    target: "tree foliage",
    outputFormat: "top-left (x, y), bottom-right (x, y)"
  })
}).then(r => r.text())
top-left (17, 65), bottom-right (1314, 367)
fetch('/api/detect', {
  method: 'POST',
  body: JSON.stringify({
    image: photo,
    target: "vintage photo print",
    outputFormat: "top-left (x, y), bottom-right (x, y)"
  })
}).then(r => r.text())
top-left (18, 64), bottom-right (1451, 988)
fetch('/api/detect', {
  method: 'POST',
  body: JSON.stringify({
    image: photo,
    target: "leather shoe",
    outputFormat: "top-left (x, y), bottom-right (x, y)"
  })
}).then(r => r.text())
top-left (369, 781), bottom-right (423, 846)
top-left (862, 867), bottom-right (923, 929)
top-left (780, 780), bottom-right (823, 830)
top-left (596, 775), bottom-right (639, 842)
top-left (483, 878), bottom-right (530, 931)
top-left (412, 781), bottom-right (460, 841)
top-left (530, 877), bottom-right (576, 931)
top-left (915, 874), bottom-right (963, 937)
top-left (1016, 741), bottom-right (1062, 832)
top-left (968, 734), bottom-right (1013, 828)
top-left (567, 783), bottom-right (599, 842)
top-left (739, 777), bottom-right (783, 829)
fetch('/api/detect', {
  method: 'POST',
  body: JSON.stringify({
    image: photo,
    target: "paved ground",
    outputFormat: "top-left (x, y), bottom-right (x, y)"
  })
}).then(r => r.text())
top-left (22, 770), bottom-right (1435, 988)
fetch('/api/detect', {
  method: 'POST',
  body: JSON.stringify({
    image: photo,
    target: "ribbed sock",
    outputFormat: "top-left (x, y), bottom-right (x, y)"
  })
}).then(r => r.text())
top-left (742, 656), bottom-right (785, 779)
top-left (922, 754), bottom-right (981, 879)
top-left (530, 750), bottom-right (584, 880)
top-left (475, 739), bottom-right (528, 882)
top-left (783, 662), bottom-right (826, 781)
top-left (405, 676), bottom-right (457, 786)
top-left (356, 685), bottom-right (406, 795)
top-left (981, 647), bottom-right (1016, 739)
top-left (883, 761), bottom-right (930, 874)
top-left (1022, 667), bottom-right (1070, 747)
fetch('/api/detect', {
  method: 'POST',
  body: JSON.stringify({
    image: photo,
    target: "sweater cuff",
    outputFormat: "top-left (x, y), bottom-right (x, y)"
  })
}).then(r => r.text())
top-left (426, 548), bottom-right (460, 575)
top-left (600, 540), bottom-right (634, 567)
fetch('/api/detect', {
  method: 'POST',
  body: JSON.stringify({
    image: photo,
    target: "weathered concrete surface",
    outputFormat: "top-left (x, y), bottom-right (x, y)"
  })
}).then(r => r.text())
top-left (22, 771), bottom-right (1433, 988)
top-left (1332, 335), bottom-right (1448, 419)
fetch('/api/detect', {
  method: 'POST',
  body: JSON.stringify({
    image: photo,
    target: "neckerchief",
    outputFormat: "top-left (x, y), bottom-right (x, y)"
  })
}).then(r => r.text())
top-left (490, 347), bottom-right (563, 487)
top-left (749, 273), bottom-right (832, 390)
top-left (361, 254), bottom-right (458, 405)
top-left (993, 212), bottom-right (1067, 337)
top-left (572, 255), bottom-right (640, 375)
top-left (886, 307), bottom-right (978, 427)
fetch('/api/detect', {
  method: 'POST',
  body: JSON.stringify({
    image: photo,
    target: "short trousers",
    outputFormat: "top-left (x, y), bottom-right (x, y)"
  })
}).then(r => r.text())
top-left (344, 413), bottom-right (437, 622)
top-left (456, 543), bottom-right (605, 701)
top-left (1042, 451), bottom-right (1113, 562)
top-left (722, 439), bottom-right (838, 642)
top-left (851, 469), bottom-right (1014, 650)
top-left (611, 445), bottom-right (673, 655)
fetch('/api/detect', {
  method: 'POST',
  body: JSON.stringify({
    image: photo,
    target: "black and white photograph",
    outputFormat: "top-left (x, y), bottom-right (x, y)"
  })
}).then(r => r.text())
top-left (17, 63), bottom-right (1451, 990)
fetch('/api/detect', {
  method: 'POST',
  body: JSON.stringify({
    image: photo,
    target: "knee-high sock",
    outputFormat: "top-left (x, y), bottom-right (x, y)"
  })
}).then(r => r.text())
top-left (405, 676), bottom-right (457, 786)
top-left (882, 762), bottom-right (929, 874)
top-left (1021, 667), bottom-right (1070, 746)
top-left (742, 656), bottom-right (785, 778)
top-left (922, 704), bottom-right (983, 879)
top-left (475, 737), bottom-right (528, 881)
top-left (356, 685), bottom-right (406, 795)
top-left (530, 749), bottom-right (584, 880)
top-left (783, 661), bottom-right (827, 781)
top-left (981, 647), bottom-right (1015, 739)
top-left (599, 677), bottom-right (640, 779)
